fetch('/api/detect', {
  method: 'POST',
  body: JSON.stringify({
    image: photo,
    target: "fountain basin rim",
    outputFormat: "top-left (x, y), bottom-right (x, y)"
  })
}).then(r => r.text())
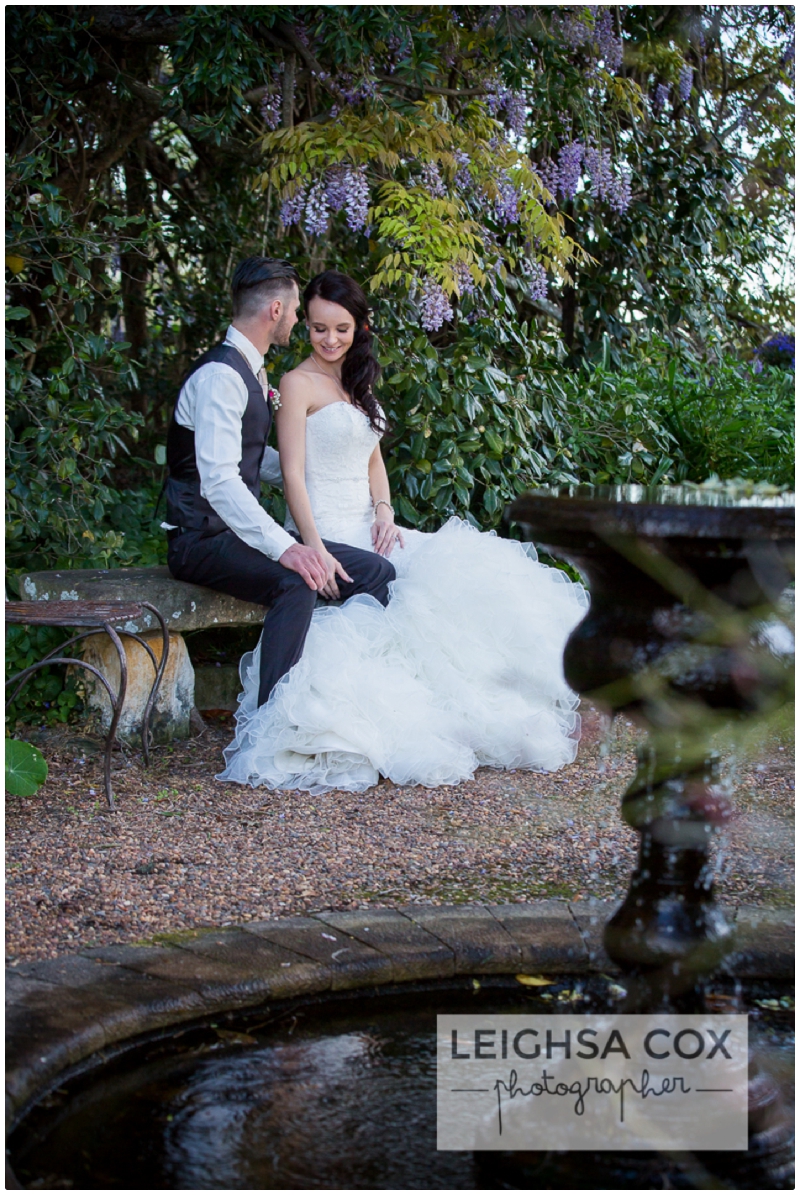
top-left (510, 487), bottom-right (795, 542)
top-left (6, 900), bottom-right (793, 1135)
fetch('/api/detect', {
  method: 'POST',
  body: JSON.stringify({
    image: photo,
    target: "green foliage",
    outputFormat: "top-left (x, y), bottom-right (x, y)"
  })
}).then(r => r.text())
top-left (5, 625), bottom-right (80, 727)
top-left (531, 346), bottom-right (795, 488)
top-left (5, 738), bottom-right (49, 797)
top-left (372, 290), bottom-right (572, 530)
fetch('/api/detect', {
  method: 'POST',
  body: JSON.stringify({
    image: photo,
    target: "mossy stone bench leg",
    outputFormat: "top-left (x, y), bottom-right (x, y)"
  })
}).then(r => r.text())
top-left (80, 630), bottom-right (194, 744)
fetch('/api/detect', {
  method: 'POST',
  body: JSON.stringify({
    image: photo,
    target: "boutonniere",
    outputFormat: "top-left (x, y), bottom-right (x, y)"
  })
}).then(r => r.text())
top-left (268, 385), bottom-right (281, 411)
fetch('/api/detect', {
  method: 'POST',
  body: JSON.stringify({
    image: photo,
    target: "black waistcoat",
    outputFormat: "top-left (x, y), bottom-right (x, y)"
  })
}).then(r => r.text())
top-left (165, 342), bottom-right (271, 534)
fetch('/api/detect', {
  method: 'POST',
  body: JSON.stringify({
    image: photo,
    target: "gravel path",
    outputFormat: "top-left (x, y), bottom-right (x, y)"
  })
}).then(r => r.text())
top-left (6, 704), bottom-right (794, 962)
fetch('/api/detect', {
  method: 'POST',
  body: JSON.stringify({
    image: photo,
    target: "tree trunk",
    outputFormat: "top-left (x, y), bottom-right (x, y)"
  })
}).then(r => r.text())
top-left (560, 200), bottom-right (577, 349)
top-left (120, 137), bottom-right (150, 415)
top-left (561, 281), bottom-right (576, 349)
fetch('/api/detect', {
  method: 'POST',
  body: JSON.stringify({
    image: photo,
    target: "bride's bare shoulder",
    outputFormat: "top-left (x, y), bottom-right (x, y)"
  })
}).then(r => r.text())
top-left (278, 360), bottom-right (316, 403)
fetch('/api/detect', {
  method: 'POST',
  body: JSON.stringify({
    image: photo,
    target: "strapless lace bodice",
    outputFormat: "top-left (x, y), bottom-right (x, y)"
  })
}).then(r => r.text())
top-left (284, 402), bottom-right (380, 550)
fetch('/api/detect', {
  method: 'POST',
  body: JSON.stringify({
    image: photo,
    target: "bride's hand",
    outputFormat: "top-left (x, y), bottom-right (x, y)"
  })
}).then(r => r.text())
top-left (319, 547), bottom-right (353, 601)
top-left (372, 513), bottom-right (405, 557)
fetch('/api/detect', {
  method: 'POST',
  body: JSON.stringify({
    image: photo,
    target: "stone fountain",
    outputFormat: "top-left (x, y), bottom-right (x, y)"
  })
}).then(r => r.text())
top-left (510, 481), bottom-right (795, 1186)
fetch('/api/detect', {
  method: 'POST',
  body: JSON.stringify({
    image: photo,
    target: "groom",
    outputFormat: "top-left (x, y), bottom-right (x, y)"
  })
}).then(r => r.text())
top-left (164, 256), bottom-right (395, 706)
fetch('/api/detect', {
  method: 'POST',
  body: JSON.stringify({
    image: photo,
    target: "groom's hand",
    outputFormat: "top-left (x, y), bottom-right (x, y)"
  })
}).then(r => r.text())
top-left (278, 543), bottom-right (329, 591)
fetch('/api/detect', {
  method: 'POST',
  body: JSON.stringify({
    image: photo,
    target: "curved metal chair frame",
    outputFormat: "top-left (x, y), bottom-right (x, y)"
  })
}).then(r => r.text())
top-left (5, 601), bottom-right (169, 810)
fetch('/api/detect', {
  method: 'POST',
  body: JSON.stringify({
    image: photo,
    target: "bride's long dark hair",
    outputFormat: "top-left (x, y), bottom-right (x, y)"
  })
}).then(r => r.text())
top-left (303, 270), bottom-right (385, 433)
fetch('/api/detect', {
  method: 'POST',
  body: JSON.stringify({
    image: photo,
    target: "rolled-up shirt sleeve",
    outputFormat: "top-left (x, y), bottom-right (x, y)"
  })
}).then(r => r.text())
top-left (259, 445), bottom-right (284, 487)
top-left (191, 365), bottom-right (295, 560)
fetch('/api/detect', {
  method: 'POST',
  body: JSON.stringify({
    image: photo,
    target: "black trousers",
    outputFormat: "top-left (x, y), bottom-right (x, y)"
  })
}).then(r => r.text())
top-left (168, 528), bottom-right (395, 707)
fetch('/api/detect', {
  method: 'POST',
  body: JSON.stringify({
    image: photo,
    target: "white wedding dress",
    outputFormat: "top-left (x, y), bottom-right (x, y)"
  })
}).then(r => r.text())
top-left (218, 401), bottom-right (588, 793)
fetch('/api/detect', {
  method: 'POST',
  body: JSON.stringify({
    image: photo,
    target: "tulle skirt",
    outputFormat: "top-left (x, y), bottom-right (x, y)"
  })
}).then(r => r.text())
top-left (218, 518), bottom-right (588, 794)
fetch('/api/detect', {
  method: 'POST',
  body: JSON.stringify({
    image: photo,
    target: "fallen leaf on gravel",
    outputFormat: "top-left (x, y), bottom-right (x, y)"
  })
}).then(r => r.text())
top-left (515, 974), bottom-right (555, 986)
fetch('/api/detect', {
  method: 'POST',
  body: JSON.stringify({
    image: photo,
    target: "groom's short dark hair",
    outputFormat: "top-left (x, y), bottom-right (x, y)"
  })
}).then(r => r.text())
top-left (231, 257), bottom-right (300, 317)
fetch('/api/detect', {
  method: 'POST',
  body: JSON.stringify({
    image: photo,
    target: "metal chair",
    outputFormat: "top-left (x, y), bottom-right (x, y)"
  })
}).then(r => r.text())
top-left (5, 600), bottom-right (169, 810)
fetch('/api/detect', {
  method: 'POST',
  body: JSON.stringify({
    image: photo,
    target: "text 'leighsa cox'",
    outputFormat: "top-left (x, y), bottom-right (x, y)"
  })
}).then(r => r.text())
top-left (437, 1014), bottom-right (748, 1152)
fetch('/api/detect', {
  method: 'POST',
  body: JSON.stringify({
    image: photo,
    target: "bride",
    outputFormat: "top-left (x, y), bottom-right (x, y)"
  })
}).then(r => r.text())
top-left (219, 270), bottom-right (588, 794)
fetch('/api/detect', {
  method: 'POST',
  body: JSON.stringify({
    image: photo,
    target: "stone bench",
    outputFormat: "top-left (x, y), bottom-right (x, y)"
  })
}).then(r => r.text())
top-left (18, 567), bottom-right (267, 741)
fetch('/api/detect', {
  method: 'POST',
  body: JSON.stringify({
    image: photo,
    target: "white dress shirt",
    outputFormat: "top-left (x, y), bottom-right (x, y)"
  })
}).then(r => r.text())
top-left (168, 325), bottom-right (294, 561)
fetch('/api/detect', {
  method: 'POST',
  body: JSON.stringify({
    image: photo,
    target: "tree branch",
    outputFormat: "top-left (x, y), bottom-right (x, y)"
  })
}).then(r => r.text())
top-left (282, 52), bottom-right (296, 129)
top-left (377, 75), bottom-right (489, 98)
top-left (79, 6), bottom-right (186, 44)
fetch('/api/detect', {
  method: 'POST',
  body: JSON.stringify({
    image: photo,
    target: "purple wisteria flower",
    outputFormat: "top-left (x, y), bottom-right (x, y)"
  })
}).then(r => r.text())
top-left (485, 79), bottom-right (507, 117)
top-left (494, 174), bottom-right (520, 224)
top-left (678, 64), bottom-right (693, 103)
top-left (557, 8), bottom-right (592, 50)
top-left (335, 65), bottom-right (378, 106)
top-left (485, 82), bottom-right (527, 139)
top-left (781, 31), bottom-right (795, 66)
top-left (504, 90), bottom-right (527, 139)
top-left (584, 144), bottom-right (614, 201)
top-left (418, 277), bottom-right (452, 332)
top-left (556, 139), bottom-right (584, 200)
top-left (607, 165), bottom-right (632, 215)
top-left (594, 7), bottom-right (623, 72)
top-left (260, 80), bottom-right (282, 131)
top-left (537, 158), bottom-right (559, 200)
top-left (453, 149), bottom-right (472, 191)
top-left (316, 165), bottom-right (370, 230)
top-left (304, 180), bottom-right (330, 236)
top-left (325, 166), bottom-right (349, 212)
top-left (420, 161), bottom-right (447, 198)
top-left (527, 262), bottom-right (548, 302)
top-left (454, 260), bottom-right (476, 296)
top-left (343, 165), bottom-right (370, 232)
top-left (280, 185), bottom-right (306, 227)
top-left (652, 82), bottom-right (670, 114)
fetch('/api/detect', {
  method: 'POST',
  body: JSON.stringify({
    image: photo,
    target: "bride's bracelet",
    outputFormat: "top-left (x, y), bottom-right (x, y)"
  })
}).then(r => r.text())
top-left (373, 499), bottom-right (394, 518)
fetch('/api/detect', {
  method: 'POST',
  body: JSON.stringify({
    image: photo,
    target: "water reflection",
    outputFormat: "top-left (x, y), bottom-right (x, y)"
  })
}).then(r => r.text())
top-left (12, 986), bottom-right (792, 1190)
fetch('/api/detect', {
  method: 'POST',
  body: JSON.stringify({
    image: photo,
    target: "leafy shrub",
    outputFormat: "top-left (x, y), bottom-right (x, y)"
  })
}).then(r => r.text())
top-left (529, 344), bottom-right (795, 488)
top-left (5, 624), bottom-right (80, 727)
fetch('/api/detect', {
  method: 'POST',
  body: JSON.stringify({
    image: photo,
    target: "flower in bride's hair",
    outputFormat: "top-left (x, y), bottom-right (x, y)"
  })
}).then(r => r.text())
top-left (418, 276), bottom-right (452, 332)
top-left (304, 179), bottom-right (330, 236)
top-left (280, 185), bottom-right (306, 227)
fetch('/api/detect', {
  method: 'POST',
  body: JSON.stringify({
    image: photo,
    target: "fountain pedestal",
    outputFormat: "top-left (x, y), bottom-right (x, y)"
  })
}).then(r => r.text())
top-left (510, 483), bottom-right (794, 1184)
